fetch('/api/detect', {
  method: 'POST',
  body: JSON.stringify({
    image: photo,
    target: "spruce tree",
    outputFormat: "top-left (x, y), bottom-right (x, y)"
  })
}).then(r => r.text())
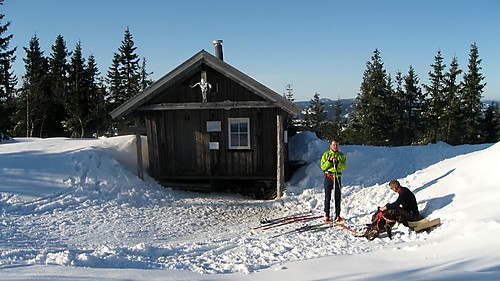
top-left (423, 50), bottom-right (446, 143)
top-left (0, 0), bottom-right (17, 136)
top-left (283, 84), bottom-right (298, 137)
top-left (442, 56), bottom-right (463, 144)
top-left (14, 35), bottom-right (50, 137)
top-left (321, 98), bottom-right (344, 143)
top-left (341, 113), bottom-right (361, 145)
top-left (460, 43), bottom-right (486, 144)
top-left (106, 53), bottom-right (122, 104)
top-left (481, 102), bottom-right (500, 143)
top-left (107, 27), bottom-right (145, 134)
top-left (355, 49), bottom-right (393, 145)
top-left (333, 98), bottom-right (343, 134)
top-left (384, 74), bottom-right (402, 145)
top-left (284, 83), bottom-right (294, 101)
top-left (404, 66), bottom-right (425, 145)
top-left (139, 57), bottom-right (153, 91)
top-left (0, 58), bottom-right (15, 138)
top-left (325, 98), bottom-right (344, 142)
top-left (118, 27), bottom-right (140, 103)
top-left (393, 71), bottom-right (406, 145)
top-left (48, 35), bottom-right (69, 136)
top-left (304, 92), bottom-right (327, 139)
top-left (65, 41), bottom-right (89, 138)
top-left (86, 54), bottom-right (108, 137)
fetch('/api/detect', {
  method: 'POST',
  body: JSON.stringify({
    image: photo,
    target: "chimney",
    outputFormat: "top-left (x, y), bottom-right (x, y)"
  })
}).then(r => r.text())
top-left (213, 40), bottom-right (223, 61)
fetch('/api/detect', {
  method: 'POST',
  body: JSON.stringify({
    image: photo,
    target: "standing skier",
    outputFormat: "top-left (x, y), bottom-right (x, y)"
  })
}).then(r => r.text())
top-left (320, 139), bottom-right (347, 222)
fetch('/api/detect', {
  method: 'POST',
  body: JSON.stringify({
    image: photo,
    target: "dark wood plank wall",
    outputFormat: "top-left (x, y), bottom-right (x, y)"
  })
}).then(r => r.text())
top-left (142, 66), bottom-right (291, 183)
top-left (146, 107), bottom-right (279, 181)
top-left (145, 115), bottom-right (158, 177)
top-left (217, 107), bottom-right (277, 179)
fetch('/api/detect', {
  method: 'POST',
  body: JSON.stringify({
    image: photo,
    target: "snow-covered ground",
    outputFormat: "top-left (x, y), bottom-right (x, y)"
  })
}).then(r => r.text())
top-left (0, 132), bottom-right (499, 280)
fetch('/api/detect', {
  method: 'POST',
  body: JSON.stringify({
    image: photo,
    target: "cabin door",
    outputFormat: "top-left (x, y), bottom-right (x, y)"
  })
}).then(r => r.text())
top-left (172, 111), bottom-right (210, 177)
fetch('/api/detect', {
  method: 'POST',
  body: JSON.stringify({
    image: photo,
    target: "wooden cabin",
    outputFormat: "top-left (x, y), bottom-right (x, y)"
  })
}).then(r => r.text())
top-left (110, 41), bottom-right (302, 198)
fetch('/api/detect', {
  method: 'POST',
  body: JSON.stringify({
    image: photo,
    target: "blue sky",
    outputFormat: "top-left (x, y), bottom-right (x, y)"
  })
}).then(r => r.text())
top-left (3, 0), bottom-right (499, 101)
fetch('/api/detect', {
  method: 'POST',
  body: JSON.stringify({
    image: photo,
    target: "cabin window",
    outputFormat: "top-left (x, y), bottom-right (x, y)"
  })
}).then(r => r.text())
top-left (228, 118), bottom-right (250, 149)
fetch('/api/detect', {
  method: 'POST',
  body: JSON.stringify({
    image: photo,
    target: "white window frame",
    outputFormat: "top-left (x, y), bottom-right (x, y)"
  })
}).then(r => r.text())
top-left (228, 118), bottom-right (250, 149)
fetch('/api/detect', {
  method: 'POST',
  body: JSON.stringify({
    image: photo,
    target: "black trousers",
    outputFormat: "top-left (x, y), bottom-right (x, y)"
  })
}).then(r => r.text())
top-left (371, 208), bottom-right (423, 224)
top-left (324, 175), bottom-right (341, 218)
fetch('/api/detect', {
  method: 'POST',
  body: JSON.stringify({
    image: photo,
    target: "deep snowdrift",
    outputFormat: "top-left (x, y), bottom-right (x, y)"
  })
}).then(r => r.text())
top-left (0, 133), bottom-right (499, 280)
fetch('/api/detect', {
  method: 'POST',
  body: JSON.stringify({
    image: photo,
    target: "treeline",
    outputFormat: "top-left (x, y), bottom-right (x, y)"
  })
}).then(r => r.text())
top-left (1, 1), bottom-right (498, 145)
top-left (12, 29), bottom-right (150, 138)
top-left (302, 46), bottom-right (500, 146)
top-left (0, 1), bottom-right (151, 138)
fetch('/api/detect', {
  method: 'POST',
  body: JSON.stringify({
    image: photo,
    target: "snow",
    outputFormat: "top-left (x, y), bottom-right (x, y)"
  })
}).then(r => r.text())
top-left (0, 132), bottom-right (499, 280)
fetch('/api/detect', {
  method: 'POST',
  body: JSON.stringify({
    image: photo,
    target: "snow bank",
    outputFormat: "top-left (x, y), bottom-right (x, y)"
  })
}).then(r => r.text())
top-left (1, 133), bottom-right (499, 280)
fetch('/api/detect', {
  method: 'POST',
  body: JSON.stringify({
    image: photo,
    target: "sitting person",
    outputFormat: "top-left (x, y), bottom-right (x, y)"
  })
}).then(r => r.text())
top-left (365, 180), bottom-right (422, 240)
top-left (376, 179), bottom-right (420, 220)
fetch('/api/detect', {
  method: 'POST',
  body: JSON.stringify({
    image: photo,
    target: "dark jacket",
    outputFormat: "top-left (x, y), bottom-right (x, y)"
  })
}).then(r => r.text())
top-left (387, 186), bottom-right (419, 215)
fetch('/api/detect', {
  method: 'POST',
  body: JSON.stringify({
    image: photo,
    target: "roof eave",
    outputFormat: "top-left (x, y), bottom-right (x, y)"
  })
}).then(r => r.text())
top-left (110, 50), bottom-right (207, 119)
top-left (110, 50), bottom-right (303, 119)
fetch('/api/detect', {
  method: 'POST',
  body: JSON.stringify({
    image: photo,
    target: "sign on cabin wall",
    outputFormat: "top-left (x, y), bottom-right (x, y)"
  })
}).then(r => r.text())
top-left (209, 142), bottom-right (219, 150)
top-left (206, 121), bottom-right (222, 132)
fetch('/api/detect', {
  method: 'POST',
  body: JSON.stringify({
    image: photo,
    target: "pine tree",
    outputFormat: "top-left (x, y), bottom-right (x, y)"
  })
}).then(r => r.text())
top-left (423, 50), bottom-right (447, 143)
top-left (442, 56), bottom-right (463, 144)
top-left (14, 35), bottom-right (50, 137)
top-left (304, 92), bottom-right (327, 139)
top-left (0, 0), bottom-right (17, 136)
top-left (460, 43), bottom-right (486, 144)
top-left (355, 49), bottom-right (393, 145)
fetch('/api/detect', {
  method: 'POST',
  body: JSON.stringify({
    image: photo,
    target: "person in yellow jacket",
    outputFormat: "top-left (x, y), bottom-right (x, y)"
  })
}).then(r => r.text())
top-left (320, 139), bottom-right (347, 222)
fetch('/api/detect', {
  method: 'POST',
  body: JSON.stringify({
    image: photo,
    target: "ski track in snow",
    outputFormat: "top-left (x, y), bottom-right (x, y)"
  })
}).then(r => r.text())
top-left (0, 134), bottom-right (493, 274)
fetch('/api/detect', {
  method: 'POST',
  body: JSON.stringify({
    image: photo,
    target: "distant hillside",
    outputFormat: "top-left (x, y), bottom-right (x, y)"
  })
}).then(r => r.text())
top-left (484, 99), bottom-right (500, 105)
top-left (294, 98), bottom-right (499, 120)
top-left (294, 98), bottom-right (356, 120)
